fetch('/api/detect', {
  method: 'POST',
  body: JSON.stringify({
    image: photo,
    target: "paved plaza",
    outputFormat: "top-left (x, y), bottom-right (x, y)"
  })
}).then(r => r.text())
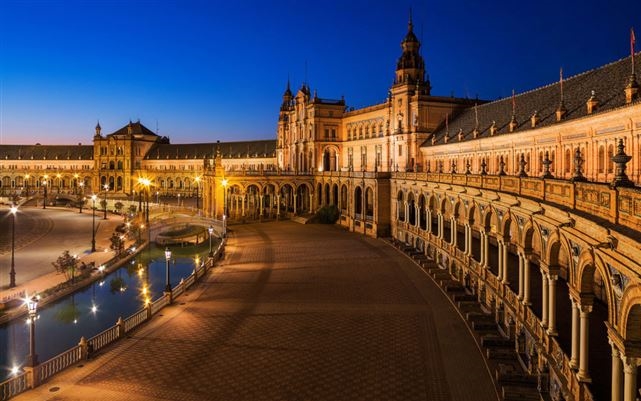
top-left (13, 222), bottom-right (498, 401)
top-left (0, 206), bottom-right (125, 301)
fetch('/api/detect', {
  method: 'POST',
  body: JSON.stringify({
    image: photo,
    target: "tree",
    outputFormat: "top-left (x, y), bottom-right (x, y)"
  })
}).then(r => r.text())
top-left (114, 201), bottom-right (124, 215)
top-left (110, 232), bottom-right (125, 256)
top-left (52, 250), bottom-right (79, 283)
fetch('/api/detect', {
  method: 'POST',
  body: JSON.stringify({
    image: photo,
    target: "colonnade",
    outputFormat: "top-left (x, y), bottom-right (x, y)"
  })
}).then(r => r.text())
top-left (392, 185), bottom-right (641, 401)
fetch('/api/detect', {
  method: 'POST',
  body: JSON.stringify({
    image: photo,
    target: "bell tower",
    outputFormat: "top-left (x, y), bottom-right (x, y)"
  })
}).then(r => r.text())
top-left (394, 11), bottom-right (427, 88)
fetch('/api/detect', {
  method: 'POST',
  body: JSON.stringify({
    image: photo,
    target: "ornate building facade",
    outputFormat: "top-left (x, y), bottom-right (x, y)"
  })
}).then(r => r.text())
top-left (1, 16), bottom-right (641, 401)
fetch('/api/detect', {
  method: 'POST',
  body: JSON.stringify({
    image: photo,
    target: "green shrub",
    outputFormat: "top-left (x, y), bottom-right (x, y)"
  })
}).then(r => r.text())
top-left (316, 204), bottom-right (339, 224)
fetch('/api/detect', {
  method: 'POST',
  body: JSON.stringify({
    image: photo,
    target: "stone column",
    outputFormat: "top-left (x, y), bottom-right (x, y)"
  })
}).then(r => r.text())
top-left (293, 194), bottom-right (297, 214)
top-left (423, 206), bottom-right (429, 231)
top-left (610, 342), bottom-right (622, 401)
top-left (276, 194), bottom-right (281, 217)
top-left (570, 297), bottom-right (580, 369)
top-left (464, 223), bottom-right (470, 254)
top-left (241, 194), bottom-right (246, 217)
top-left (451, 217), bottom-right (457, 246)
top-left (547, 274), bottom-right (558, 336)
top-left (259, 195), bottom-right (264, 216)
top-left (483, 231), bottom-right (489, 267)
top-left (497, 240), bottom-right (504, 280)
top-left (502, 241), bottom-right (509, 284)
top-left (518, 252), bottom-right (524, 300)
top-left (541, 272), bottom-right (549, 328)
top-left (437, 213), bottom-right (443, 239)
top-left (404, 201), bottom-right (409, 224)
top-left (623, 357), bottom-right (637, 401)
top-left (578, 304), bottom-right (592, 382)
top-left (523, 255), bottom-right (531, 305)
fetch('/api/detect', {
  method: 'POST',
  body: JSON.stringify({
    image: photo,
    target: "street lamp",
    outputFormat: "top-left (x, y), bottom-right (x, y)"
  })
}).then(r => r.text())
top-left (91, 195), bottom-right (97, 252)
top-left (221, 178), bottom-right (228, 237)
top-left (208, 225), bottom-right (214, 257)
top-left (103, 184), bottom-right (109, 220)
top-left (42, 176), bottom-right (48, 209)
top-left (9, 205), bottom-right (17, 288)
top-left (26, 295), bottom-right (39, 367)
top-left (164, 247), bottom-right (172, 293)
top-left (195, 176), bottom-right (201, 210)
top-left (24, 174), bottom-right (30, 197)
top-left (78, 182), bottom-right (85, 213)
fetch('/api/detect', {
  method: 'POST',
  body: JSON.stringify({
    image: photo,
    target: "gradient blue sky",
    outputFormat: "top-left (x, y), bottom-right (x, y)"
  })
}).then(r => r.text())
top-left (1, 0), bottom-right (641, 145)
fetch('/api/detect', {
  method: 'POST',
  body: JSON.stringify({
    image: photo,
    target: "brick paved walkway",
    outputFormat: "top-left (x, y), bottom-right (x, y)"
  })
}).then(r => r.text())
top-left (14, 222), bottom-right (498, 401)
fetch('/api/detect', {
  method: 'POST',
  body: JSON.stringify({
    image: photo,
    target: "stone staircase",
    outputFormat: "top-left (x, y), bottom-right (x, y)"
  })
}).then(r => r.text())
top-left (388, 239), bottom-right (542, 401)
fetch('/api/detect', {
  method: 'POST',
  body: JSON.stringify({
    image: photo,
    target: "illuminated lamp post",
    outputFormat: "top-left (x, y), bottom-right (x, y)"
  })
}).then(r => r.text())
top-left (26, 295), bottom-right (39, 367)
top-left (195, 176), bottom-right (201, 210)
top-left (164, 247), bottom-right (172, 293)
top-left (91, 195), bottom-right (97, 252)
top-left (42, 175), bottom-right (48, 209)
top-left (9, 205), bottom-right (17, 288)
top-left (208, 225), bottom-right (214, 257)
top-left (103, 184), bottom-right (109, 220)
top-left (78, 182), bottom-right (85, 213)
top-left (221, 178), bottom-right (228, 237)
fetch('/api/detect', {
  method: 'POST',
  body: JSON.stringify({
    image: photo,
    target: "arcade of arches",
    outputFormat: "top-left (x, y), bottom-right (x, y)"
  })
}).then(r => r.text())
top-left (391, 176), bottom-right (641, 401)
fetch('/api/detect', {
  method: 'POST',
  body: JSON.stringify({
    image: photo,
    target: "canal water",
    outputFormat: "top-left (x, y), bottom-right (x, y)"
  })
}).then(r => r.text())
top-left (0, 243), bottom-right (211, 381)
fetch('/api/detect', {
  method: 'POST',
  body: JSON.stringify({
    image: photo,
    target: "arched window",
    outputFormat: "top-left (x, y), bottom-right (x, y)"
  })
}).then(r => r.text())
top-left (340, 185), bottom-right (348, 210)
top-left (109, 161), bottom-right (115, 170)
top-left (354, 187), bottom-right (363, 215)
top-left (117, 160), bottom-right (123, 170)
top-left (397, 191), bottom-right (405, 222)
top-left (365, 187), bottom-right (374, 218)
top-left (538, 151), bottom-right (544, 173)
top-left (598, 145), bottom-right (605, 174)
top-left (607, 144), bottom-right (614, 173)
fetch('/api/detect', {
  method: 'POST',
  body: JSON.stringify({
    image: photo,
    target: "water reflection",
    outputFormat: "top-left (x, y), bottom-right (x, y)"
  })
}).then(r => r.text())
top-left (0, 242), bottom-right (211, 381)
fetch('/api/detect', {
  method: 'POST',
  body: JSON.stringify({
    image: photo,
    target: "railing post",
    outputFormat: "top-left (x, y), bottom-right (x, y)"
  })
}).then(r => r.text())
top-left (79, 336), bottom-right (88, 360)
top-left (116, 317), bottom-right (124, 338)
top-left (23, 366), bottom-right (38, 390)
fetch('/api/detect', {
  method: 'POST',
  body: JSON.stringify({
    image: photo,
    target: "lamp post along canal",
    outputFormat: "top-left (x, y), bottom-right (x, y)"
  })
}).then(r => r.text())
top-left (103, 184), bottom-right (109, 220)
top-left (195, 176), bottom-right (201, 210)
top-left (26, 295), bottom-right (39, 367)
top-left (9, 205), bottom-right (17, 288)
top-left (221, 178), bottom-right (228, 237)
top-left (91, 195), bottom-right (97, 252)
top-left (208, 225), bottom-right (214, 257)
top-left (42, 177), bottom-right (48, 209)
top-left (164, 247), bottom-right (172, 293)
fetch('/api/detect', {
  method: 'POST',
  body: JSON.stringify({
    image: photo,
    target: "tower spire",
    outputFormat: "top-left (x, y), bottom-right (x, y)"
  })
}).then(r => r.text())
top-left (395, 11), bottom-right (426, 88)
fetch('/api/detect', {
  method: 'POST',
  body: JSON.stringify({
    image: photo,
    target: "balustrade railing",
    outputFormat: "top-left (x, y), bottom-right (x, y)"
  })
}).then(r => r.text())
top-left (37, 346), bottom-right (82, 383)
top-left (0, 373), bottom-right (26, 401)
top-left (123, 308), bottom-right (149, 333)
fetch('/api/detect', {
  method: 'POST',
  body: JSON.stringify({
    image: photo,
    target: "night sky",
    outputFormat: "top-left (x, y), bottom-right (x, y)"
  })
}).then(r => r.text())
top-left (1, 0), bottom-right (641, 145)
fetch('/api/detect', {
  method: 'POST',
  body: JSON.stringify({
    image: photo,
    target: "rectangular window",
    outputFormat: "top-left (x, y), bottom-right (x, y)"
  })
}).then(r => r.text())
top-left (398, 145), bottom-right (403, 157)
